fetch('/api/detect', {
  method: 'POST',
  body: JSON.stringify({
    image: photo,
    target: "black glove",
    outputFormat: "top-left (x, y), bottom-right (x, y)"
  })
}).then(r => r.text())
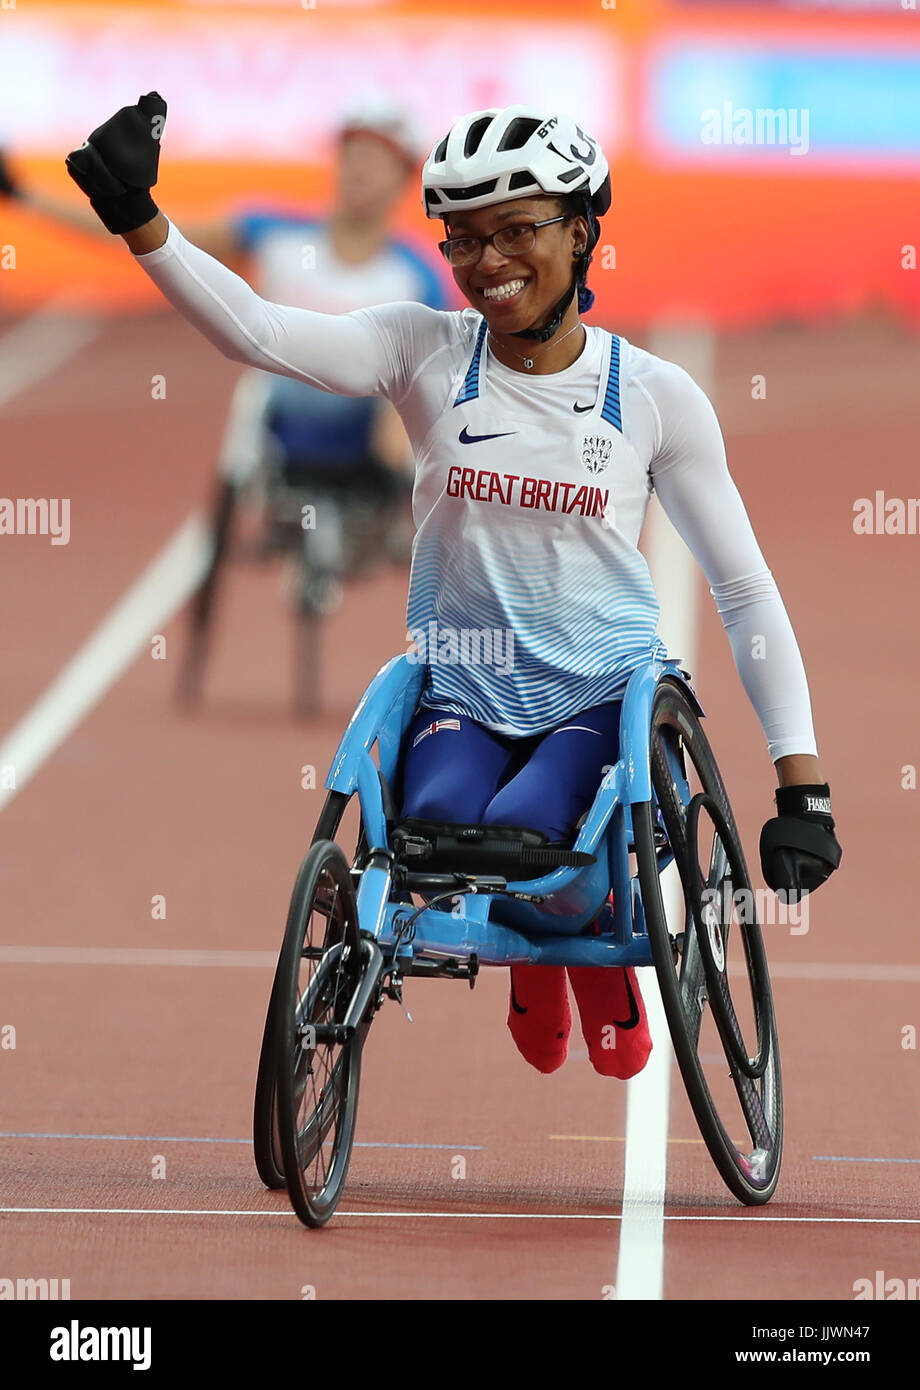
top-left (0, 149), bottom-right (21, 200)
top-left (760, 782), bottom-right (841, 898)
top-left (65, 91), bottom-right (166, 234)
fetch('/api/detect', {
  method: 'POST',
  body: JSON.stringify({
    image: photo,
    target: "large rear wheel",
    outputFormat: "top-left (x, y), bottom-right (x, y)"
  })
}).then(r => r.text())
top-left (635, 677), bottom-right (783, 1205)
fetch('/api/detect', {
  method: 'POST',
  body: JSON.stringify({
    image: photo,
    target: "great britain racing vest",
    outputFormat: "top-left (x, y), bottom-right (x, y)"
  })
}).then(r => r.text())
top-left (407, 322), bottom-right (668, 736)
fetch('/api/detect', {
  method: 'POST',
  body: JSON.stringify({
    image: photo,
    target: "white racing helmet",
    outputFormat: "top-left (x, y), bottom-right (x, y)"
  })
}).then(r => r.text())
top-left (422, 106), bottom-right (610, 223)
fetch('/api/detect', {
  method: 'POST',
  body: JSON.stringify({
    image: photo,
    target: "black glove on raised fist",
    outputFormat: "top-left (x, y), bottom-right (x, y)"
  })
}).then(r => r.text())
top-left (760, 782), bottom-right (841, 898)
top-left (65, 91), bottom-right (166, 234)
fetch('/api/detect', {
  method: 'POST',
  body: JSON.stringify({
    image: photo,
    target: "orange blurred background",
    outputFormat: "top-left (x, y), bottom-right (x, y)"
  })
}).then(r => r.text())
top-left (1, 0), bottom-right (918, 329)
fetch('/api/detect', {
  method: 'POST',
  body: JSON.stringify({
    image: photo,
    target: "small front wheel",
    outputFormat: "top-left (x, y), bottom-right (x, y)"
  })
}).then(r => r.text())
top-left (273, 841), bottom-right (364, 1227)
top-left (252, 793), bottom-right (370, 1191)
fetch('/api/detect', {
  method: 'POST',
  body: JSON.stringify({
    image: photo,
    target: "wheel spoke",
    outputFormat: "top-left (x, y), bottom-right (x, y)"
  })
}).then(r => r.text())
top-left (678, 924), bottom-right (707, 1049)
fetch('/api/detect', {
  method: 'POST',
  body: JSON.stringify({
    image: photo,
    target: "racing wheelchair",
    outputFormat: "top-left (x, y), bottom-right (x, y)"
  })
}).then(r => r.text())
top-left (253, 654), bottom-right (783, 1226)
top-left (177, 429), bottom-right (412, 718)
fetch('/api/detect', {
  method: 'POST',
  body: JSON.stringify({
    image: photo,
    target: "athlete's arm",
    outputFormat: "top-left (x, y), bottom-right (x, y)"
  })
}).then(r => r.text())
top-left (646, 361), bottom-right (841, 894)
top-left (1, 148), bottom-right (106, 236)
top-left (4, 161), bottom-right (242, 262)
top-left (125, 212), bottom-right (242, 263)
top-left (63, 94), bottom-right (406, 396)
top-left (19, 187), bottom-right (108, 238)
top-left (129, 215), bottom-right (416, 396)
top-left (645, 359), bottom-right (820, 771)
top-left (3, 185), bottom-right (231, 259)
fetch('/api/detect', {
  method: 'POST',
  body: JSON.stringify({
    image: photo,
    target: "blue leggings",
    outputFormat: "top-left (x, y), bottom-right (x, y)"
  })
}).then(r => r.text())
top-left (399, 703), bottom-right (622, 841)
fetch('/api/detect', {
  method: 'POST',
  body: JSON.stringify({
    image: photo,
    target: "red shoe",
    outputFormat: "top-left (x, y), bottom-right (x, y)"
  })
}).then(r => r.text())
top-left (506, 965), bottom-right (571, 1074)
top-left (567, 964), bottom-right (652, 1079)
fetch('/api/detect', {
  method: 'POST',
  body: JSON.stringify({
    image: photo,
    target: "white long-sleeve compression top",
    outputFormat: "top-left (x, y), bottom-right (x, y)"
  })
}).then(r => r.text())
top-left (135, 219), bottom-right (817, 759)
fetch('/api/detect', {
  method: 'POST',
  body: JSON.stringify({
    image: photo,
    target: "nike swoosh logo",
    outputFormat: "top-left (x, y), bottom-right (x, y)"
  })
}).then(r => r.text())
top-left (510, 976), bottom-right (527, 1015)
top-left (572, 401), bottom-right (593, 413)
top-left (611, 972), bottom-right (641, 1030)
top-left (458, 427), bottom-right (518, 445)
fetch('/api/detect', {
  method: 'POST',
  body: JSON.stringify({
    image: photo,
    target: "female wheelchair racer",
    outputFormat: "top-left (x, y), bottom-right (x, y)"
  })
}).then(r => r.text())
top-left (64, 94), bottom-right (842, 1109)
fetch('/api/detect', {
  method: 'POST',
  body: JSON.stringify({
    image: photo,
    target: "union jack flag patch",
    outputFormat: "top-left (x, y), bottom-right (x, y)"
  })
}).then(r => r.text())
top-left (412, 717), bottom-right (461, 748)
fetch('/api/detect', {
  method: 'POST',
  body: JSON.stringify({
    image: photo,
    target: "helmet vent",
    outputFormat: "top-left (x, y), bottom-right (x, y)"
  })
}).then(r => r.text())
top-left (558, 166), bottom-right (585, 184)
top-left (463, 117), bottom-right (494, 159)
top-left (433, 135), bottom-right (449, 163)
top-left (508, 170), bottom-right (539, 192)
top-left (442, 179), bottom-right (498, 202)
top-left (496, 117), bottom-right (541, 152)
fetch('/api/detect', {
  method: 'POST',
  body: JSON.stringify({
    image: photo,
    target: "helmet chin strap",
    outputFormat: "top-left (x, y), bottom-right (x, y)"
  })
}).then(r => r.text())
top-left (511, 274), bottom-right (579, 343)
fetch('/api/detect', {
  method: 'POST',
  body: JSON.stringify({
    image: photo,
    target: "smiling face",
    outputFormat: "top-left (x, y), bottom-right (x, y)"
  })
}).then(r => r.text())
top-left (443, 195), bottom-right (588, 334)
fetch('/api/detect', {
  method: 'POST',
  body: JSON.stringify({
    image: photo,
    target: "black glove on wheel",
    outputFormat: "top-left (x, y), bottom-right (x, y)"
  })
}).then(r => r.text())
top-left (65, 91), bottom-right (166, 234)
top-left (760, 782), bottom-right (841, 898)
top-left (0, 150), bottom-right (21, 200)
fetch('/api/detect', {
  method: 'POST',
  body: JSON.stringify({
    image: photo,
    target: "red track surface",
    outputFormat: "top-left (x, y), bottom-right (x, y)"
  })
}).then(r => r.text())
top-left (1, 310), bottom-right (918, 1301)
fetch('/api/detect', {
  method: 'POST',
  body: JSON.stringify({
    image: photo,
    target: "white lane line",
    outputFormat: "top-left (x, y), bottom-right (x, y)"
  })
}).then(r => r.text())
top-left (617, 964), bottom-right (671, 1299)
top-left (814, 1156), bottom-right (920, 1164)
top-left (613, 326), bottom-right (711, 1301)
top-left (0, 945), bottom-right (275, 968)
top-left (0, 1131), bottom-right (483, 1150)
top-left (0, 513), bottom-right (212, 812)
top-left (1, 1208), bottom-right (917, 1225)
top-left (1, 944), bottom-right (916, 980)
top-left (0, 295), bottom-right (101, 411)
top-left (754, 962), bottom-right (920, 982)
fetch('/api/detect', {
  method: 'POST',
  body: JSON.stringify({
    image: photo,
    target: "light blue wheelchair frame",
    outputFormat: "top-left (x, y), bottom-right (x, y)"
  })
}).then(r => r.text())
top-left (263, 649), bottom-right (782, 1219)
top-left (322, 652), bottom-right (702, 970)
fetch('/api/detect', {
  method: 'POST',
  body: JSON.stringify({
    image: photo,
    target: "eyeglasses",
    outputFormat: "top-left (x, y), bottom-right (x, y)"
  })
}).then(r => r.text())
top-left (438, 215), bottom-right (568, 268)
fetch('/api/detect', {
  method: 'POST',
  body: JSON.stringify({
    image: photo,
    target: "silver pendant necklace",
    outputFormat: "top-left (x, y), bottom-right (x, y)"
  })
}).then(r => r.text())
top-left (489, 319), bottom-right (584, 371)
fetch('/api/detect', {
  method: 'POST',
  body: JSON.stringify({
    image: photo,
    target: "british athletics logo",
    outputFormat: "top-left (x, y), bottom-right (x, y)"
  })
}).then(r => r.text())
top-left (412, 718), bottom-right (461, 748)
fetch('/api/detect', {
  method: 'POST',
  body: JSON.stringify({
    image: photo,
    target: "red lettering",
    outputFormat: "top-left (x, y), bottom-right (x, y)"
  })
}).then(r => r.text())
top-left (459, 468), bottom-right (475, 500)
top-left (446, 465), bottom-right (462, 497)
top-left (520, 476), bottom-right (538, 508)
top-left (534, 478), bottom-right (553, 510)
top-left (488, 473), bottom-right (508, 504)
top-left (474, 470), bottom-right (491, 501)
top-left (565, 485), bottom-right (590, 515)
top-left (591, 488), bottom-right (610, 518)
